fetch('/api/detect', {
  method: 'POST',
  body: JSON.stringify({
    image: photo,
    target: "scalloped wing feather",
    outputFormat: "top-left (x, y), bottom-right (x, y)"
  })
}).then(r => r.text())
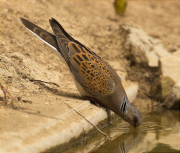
top-left (68, 42), bottom-right (115, 96)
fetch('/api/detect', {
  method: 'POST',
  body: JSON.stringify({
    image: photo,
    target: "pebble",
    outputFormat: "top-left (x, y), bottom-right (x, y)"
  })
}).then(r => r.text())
top-left (163, 82), bottom-right (180, 110)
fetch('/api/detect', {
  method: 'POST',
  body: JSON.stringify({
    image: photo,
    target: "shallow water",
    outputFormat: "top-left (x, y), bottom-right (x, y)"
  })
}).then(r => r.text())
top-left (91, 109), bottom-right (179, 153)
top-left (59, 108), bottom-right (179, 153)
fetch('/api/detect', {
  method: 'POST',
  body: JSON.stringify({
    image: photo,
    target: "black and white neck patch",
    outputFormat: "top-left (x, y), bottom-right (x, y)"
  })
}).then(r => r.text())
top-left (120, 97), bottom-right (128, 114)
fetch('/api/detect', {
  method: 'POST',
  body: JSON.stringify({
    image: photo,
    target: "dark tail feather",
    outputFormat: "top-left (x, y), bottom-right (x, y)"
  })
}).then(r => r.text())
top-left (49, 18), bottom-right (72, 66)
top-left (49, 18), bottom-right (75, 42)
top-left (20, 17), bottom-right (58, 50)
top-left (49, 18), bottom-right (88, 50)
top-left (49, 18), bottom-right (90, 66)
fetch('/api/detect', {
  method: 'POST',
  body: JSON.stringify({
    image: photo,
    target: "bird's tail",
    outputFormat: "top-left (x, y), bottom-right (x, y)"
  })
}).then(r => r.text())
top-left (20, 17), bottom-right (58, 50)
top-left (48, 18), bottom-right (89, 66)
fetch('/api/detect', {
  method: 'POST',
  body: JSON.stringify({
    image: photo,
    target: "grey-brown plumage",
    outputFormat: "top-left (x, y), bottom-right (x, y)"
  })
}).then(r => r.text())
top-left (20, 18), bottom-right (142, 127)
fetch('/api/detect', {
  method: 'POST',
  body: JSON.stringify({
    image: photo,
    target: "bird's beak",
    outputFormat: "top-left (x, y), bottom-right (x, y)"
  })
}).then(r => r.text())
top-left (133, 124), bottom-right (136, 128)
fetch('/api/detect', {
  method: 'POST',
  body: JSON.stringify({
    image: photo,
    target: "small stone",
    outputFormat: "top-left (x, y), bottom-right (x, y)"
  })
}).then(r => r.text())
top-left (163, 82), bottom-right (180, 110)
top-left (17, 97), bottom-right (21, 101)
top-left (150, 76), bottom-right (175, 102)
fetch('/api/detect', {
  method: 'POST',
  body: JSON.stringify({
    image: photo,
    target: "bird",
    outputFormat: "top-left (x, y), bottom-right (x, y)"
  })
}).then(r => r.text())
top-left (20, 17), bottom-right (142, 127)
top-left (114, 0), bottom-right (127, 15)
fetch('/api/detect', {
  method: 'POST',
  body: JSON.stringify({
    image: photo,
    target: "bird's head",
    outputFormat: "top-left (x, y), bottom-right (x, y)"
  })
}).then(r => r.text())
top-left (117, 96), bottom-right (142, 127)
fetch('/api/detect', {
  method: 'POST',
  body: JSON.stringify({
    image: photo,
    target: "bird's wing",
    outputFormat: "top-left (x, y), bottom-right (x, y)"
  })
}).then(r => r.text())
top-left (69, 42), bottom-right (115, 96)
top-left (49, 18), bottom-right (115, 96)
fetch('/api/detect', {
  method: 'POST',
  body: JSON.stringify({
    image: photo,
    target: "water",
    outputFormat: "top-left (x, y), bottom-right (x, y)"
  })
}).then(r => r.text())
top-left (50, 108), bottom-right (179, 153)
top-left (91, 110), bottom-right (179, 153)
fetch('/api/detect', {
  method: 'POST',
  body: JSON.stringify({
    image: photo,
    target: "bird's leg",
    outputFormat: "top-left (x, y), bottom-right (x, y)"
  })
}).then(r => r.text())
top-left (83, 96), bottom-right (112, 125)
top-left (82, 96), bottom-right (106, 110)
top-left (106, 109), bottom-right (112, 125)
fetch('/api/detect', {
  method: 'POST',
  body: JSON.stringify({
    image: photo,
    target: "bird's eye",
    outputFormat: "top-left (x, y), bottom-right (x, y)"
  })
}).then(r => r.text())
top-left (133, 116), bottom-right (138, 123)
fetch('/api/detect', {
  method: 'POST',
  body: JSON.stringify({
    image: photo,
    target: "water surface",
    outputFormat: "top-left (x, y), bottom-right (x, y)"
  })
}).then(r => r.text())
top-left (61, 108), bottom-right (179, 153)
top-left (91, 109), bottom-right (179, 153)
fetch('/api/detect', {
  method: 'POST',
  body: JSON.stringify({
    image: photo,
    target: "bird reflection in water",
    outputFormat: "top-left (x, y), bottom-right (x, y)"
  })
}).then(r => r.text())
top-left (118, 130), bottom-right (142, 153)
top-left (92, 129), bottom-right (142, 153)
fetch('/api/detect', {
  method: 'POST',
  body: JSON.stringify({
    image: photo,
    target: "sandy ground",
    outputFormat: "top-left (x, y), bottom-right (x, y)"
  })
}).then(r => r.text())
top-left (0, 0), bottom-right (179, 152)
